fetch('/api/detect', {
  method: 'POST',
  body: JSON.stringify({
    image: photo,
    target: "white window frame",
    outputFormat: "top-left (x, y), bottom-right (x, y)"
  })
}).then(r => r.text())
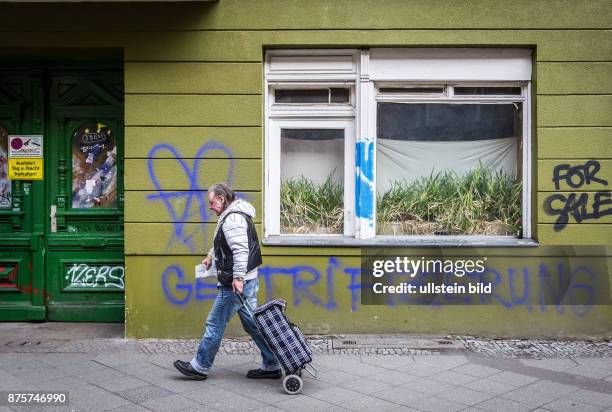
top-left (265, 50), bottom-right (360, 238)
top-left (373, 81), bottom-right (531, 239)
top-left (267, 118), bottom-right (356, 236)
top-left (264, 48), bottom-right (533, 244)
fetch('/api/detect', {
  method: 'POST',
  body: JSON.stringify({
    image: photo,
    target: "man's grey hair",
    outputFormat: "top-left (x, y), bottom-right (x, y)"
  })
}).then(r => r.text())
top-left (208, 182), bottom-right (235, 204)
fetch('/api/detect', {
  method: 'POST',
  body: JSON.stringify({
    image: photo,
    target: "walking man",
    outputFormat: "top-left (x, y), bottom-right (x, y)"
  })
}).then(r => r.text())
top-left (173, 183), bottom-right (281, 380)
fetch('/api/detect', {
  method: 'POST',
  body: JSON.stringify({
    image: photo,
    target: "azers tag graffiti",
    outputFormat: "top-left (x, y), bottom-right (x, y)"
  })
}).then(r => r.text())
top-left (66, 263), bottom-right (124, 289)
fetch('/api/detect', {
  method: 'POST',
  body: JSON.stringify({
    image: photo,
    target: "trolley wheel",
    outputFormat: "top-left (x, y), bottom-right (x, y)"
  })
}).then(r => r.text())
top-left (283, 374), bottom-right (303, 395)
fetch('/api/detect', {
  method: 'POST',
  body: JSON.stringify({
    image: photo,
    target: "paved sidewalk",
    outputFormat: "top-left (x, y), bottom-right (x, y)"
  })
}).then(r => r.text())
top-left (0, 324), bottom-right (611, 412)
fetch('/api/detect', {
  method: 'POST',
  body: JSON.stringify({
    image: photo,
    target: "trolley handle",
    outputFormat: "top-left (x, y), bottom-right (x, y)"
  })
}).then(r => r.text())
top-left (236, 292), bottom-right (255, 318)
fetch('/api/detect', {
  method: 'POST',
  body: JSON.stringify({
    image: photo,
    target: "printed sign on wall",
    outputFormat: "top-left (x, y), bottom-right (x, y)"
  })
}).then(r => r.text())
top-left (8, 135), bottom-right (44, 180)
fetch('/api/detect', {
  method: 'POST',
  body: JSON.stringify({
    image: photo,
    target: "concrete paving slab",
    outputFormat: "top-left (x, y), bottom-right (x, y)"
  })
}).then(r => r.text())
top-left (565, 364), bottom-right (612, 379)
top-left (438, 386), bottom-right (494, 406)
top-left (115, 384), bottom-right (174, 404)
top-left (370, 386), bottom-right (427, 405)
top-left (275, 395), bottom-right (346, 412)
top-left (105, 404), bottom-right (151, 412)
top-left (370, 369), bottom-right (420, 385)
top-left (39, 353), bottom-right (96, 367)
top-left (414, 355), bottom-right (470, 369)
top-left (32, 376), bottom-right (89, 391)
top-left (502, 385), bottom-right (558, 407)
top-left (360, 355), bottom-right (415, 369)
top-left (330, 361), bottom-right (389, 377)
top-left (73, 368), bottom-right (128, 386)
top-left (181, 385), bottom-right (235, 404)
top-left (69, 388), bottom-right (132, 412)
top-left (476, 396), bottom-right (533, 412)
top-left (461, 377), bottom-right (516, 396)
top-left (430, 370), bottom-right (480, 385)
top-left (487, 370), bottom-right (538, 387)
top-left (111, 359), bottom-right (155, 374)
top-left (339, 377), bottom-right (394, 395)
top-left (526, 379), bottom-right (582, 397)
top-left (543, 397), bottom-right (602, 412)
top-left (92, 353), bottom-right (149, 368)
top-left (139, 393), bottom-right (203, 412)
top-left (573, 358), bottom-right (612, 371)
top-left (235, 380), bottom-right (294, 403)
top-left (316, 369), bottom-right (362, 385)
top-left (562, 389), bottom-right (612, 408)
top-left (207, 392), bottom-right (269, 411)
top-left (93, 376), bottom-right (151, 393)
top-left (310, 386), bottom-right (369, 406)
top-left (337, 395), bottom-right (400, 411)
top-left (409, 395), bottom-right (467, 412)
top-left (252, 406), bottom-right (285, 412)
top-left (121, 364), bottom-right (173, 384)
top-left (450, 363), bottom-right (502, 378)
top-left (521, 358), bottom-right (579, 372)
top-left (396, 362), bottom-right (446, 377)
top-left (55, 359), bottom-right (112, 375)
top-left (401, 377), bottom-right (456, 395)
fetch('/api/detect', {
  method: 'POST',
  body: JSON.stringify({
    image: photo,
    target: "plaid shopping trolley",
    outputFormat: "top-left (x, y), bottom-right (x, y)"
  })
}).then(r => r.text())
top-left (239, 296), bottom-right (318, 394)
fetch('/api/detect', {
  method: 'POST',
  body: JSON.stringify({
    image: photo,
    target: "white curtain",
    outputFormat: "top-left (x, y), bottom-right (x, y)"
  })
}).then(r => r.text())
top-left (281, 138), bottom-right (344, 185)
top-left (376, 137), bottom-right (517, 193)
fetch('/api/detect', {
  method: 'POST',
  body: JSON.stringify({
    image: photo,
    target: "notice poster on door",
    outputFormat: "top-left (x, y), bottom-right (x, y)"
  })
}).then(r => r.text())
top-left (72, 122), bottom-right (117, 209)
top-left (0, 126), bottom-right (11, 208)
top-left (7, 134), bottom-right (44, 180)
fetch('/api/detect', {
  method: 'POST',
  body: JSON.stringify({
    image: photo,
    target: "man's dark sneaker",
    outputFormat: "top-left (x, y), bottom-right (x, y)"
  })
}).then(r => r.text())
top-left (173, 360), bottom-right (207, 380)
top-left (246, 368), bottom-right (282, 379)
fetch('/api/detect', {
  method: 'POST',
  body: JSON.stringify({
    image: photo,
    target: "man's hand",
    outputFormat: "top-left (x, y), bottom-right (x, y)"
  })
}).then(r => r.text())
top-left (232, 278), bottom-right (244, 294)
top-left (202, 255), bottom-right (213, 269)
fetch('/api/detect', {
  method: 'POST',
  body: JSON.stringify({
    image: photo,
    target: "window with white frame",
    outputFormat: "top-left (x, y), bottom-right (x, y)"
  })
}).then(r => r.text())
top-left (265, 49), bottom-right (532, 241)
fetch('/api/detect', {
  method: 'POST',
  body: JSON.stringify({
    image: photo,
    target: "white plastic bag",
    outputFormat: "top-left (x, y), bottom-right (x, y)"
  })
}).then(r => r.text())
top-left (195, 260), bottom-right (216, 279)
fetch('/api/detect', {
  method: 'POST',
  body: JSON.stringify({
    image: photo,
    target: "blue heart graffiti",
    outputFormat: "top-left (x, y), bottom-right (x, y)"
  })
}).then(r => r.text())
top-left (146, 141), bottom-right (235, 252)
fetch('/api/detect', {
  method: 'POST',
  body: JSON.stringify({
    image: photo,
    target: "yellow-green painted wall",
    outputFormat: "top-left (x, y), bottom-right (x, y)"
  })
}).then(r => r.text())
top-left (1, 0), bottom-right (610, 338)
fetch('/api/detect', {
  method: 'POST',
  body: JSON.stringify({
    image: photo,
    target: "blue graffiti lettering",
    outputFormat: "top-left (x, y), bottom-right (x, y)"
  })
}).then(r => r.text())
top-left (161, 258), bottom-right (600, 318)
top-left (161, 265), bottom-right (193, 306)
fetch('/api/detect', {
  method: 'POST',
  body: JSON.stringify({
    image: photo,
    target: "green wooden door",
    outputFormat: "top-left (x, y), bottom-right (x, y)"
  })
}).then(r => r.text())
top-left (0, 70), bottom-right (45, 320)
top-left (46, 69), bottom-right (125, 322)
top-left (0, 65), bottom-right (124, 322)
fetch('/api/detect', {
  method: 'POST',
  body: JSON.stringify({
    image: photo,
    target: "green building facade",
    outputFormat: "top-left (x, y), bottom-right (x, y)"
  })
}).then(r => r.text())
top-left (0, 0), bottom-right (610, 338)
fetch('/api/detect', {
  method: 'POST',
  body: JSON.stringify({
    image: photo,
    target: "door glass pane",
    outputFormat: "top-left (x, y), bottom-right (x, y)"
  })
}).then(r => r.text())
top-left (72, 122), bottom-right (117, 209)
top-left (0, 125), bottom-right (11, 209)
top-left (280, 128), bottom-right (344, 234)
top-left (376, 102), bottom-right (522, 236)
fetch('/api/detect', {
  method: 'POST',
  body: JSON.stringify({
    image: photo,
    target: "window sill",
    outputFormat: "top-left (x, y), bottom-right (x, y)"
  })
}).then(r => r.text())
top-left (263, 235), bottom-right (539, 248)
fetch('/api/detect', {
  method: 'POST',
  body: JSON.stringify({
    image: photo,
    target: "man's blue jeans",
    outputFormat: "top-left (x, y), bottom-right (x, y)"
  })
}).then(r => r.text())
top-left (190, 277), bottom-right (280, 374)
